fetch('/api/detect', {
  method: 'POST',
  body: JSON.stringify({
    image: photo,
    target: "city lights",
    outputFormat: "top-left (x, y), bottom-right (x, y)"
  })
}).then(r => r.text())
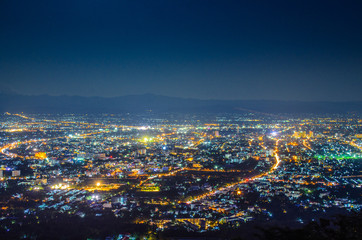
top-left (0, 112), bottom-right (361, 237)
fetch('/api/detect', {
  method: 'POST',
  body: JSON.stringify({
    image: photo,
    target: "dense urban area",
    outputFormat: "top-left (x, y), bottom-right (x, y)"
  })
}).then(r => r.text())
top-left (0, 112), bottom-right (361, 239)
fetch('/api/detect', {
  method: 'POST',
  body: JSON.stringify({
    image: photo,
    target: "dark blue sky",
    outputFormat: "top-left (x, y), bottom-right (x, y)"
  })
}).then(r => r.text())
top-left (1, 0), bottom-right (361, 101)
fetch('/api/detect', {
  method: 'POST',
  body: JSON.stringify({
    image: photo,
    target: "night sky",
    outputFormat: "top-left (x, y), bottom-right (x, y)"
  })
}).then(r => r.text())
top-left (1, 0), bottom-right (361, 101)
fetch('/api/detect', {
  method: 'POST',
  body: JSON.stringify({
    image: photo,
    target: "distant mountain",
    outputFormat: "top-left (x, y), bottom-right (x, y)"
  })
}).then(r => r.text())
top-left (0, 93), bottom-right (361, 114)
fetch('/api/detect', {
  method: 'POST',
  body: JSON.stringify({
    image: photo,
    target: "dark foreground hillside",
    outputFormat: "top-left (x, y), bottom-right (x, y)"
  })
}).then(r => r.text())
top-left (0, 211), bottom-right (360, 240)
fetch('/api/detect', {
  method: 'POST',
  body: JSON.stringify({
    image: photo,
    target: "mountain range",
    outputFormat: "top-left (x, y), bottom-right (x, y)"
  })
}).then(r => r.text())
top-left (0, 93), bottom-right (361, 114)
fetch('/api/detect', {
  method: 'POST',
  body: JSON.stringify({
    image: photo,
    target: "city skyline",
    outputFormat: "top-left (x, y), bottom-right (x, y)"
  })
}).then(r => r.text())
top-left (1, 2), bottom-right (362, 239)
top-left (0, 112), bottom-right (361, 239)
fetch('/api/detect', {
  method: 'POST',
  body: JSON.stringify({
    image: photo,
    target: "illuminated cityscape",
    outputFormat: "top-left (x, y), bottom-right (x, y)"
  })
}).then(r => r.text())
top-left (0, 112), bottom-right (361, 239)
top-left (1, 1), bottom-right (362, 239)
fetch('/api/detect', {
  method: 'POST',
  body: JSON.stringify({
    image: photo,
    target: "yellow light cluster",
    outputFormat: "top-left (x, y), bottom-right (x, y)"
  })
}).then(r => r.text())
top-left (35, 152), bottom-right (47, 160)
top-left (51, 183), bottom-right (69, 190)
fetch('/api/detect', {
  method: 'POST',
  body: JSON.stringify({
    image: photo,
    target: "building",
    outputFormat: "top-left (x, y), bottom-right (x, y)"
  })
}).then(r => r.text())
top-left (137, 148), bottom-right (147, 155)
top-left (12, 170), bottom-right (21, 177)
top-left (94, 153), bottom-right (106, 160)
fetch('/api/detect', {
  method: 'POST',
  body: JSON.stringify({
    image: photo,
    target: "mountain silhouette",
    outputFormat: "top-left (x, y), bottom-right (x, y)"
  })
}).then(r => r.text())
top-left (0, 93), bottom-right (361, 114)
